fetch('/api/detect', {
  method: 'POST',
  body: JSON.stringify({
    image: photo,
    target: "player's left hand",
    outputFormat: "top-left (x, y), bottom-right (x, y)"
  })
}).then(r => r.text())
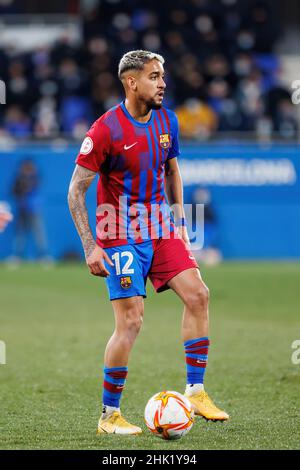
top-left (177, 226), bottom-right (190, 245)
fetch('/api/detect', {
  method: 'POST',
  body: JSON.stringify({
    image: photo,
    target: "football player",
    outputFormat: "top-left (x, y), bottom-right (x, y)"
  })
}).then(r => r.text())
top-left (68, 50), bottom-right (229, 435)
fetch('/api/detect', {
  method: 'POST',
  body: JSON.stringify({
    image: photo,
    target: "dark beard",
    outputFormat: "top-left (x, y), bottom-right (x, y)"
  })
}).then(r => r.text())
top-left (146, 97), bottom-right (163, 110)
top-left (151, 102), bottom-right (163, 110)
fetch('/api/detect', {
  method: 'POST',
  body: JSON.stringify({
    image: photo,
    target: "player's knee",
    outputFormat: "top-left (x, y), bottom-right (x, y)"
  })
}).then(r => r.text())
top-left (186, 283), bottom-right (209, 313)
top-left (125, 307), bottom-right (144, 341)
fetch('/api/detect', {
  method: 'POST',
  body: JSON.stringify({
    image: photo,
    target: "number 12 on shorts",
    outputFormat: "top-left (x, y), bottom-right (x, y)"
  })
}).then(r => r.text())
top-left (111, 251), bottom-right (135, 275)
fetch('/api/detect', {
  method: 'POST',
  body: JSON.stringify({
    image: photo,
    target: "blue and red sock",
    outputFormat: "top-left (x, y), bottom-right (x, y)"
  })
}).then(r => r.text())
top-left (102, 366), bottom-right (128, 409)
top-left (184, 337), bottom-right (210, 389)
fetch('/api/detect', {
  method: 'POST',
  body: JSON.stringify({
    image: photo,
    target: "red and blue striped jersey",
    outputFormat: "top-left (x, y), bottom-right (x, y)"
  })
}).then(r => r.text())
top-left (76, 101), bottom-right (180, 248)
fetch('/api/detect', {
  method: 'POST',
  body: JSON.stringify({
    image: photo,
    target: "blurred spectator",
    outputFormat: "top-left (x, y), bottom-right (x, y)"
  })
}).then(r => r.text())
top-left (236, 68), bottom-right (265, 130)
top-left (176, 98), bottom-right (217, 140)
top-left (273, 99), bottom-right (299, 140)
top-left (10, 159), bottom-right (50, 263)
top-left (33, 97), bottom-right (59, 138)
top-left (4, 106), bottom-right (31, 138)
top-left (265, 86), bottom-right (299, 139)
top-left (6, 60), bottom-right (32, 110)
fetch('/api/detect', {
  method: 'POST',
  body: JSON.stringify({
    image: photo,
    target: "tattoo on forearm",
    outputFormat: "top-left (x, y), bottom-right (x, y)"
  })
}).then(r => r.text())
top-left (68, 165), bottom-right (97, 258)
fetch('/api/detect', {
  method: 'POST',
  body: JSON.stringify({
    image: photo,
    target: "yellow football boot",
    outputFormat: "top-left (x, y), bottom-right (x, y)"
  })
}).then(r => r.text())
top-left (185, 391), bottom-right (229, 421)
top-left (97, 411), bottom-right (142, 435)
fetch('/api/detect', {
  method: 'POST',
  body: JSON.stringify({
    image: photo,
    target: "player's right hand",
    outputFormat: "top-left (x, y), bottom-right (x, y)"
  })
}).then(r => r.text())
top-left (0, 208), bottom-right (13, 233)
top-left (85, 244), bottom-right (114, 277)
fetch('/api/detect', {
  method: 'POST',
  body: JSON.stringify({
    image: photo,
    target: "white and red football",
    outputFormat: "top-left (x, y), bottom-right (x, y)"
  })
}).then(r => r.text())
top-left (144, 390), bottom-right (194, 440)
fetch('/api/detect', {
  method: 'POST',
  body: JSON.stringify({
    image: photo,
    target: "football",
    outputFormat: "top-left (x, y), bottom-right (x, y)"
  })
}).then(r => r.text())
top-left (144, 391), bottom-right (194, 440)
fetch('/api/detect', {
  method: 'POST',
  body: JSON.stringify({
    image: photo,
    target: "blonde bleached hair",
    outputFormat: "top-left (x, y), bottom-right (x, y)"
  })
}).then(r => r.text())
top-left (118, 50), bottom-right (165, 80)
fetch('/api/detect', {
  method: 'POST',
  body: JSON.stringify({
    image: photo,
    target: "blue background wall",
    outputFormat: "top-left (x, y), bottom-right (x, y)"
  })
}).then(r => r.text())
top-left (0, 142), bottom-right (299, 260)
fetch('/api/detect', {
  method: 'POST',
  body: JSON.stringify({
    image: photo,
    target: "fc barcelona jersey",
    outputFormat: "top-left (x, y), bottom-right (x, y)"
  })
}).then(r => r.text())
top-left (76, 101), bottom-right (180, 248)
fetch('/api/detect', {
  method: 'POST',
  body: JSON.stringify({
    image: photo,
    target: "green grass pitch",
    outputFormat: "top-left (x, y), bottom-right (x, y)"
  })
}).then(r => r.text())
top-left (0, 262), bottom-right (299, 450)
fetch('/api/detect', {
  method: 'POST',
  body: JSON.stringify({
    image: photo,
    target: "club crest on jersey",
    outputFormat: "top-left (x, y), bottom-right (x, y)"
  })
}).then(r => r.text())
top-left (159, 133), bottom-right (171, 149)
top-left (120, 276), bottom-right (132, 289)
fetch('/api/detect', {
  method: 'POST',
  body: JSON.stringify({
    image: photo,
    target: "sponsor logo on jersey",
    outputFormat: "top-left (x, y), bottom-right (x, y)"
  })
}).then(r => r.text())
top-left (124, 142), bottom-right (138, 150)
top-left (159, 133), bottom-right (171, 149)
top-left (120, 276), bottom-right (132, 289)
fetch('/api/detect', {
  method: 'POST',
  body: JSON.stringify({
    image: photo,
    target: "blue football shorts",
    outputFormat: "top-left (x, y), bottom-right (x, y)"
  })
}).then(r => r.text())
top-left (103, 238), bottom-right (198, 301)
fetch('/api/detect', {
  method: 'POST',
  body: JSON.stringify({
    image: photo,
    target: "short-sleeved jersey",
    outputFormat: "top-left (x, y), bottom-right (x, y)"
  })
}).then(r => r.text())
top-left (76, 101), bottom-right (180, 248)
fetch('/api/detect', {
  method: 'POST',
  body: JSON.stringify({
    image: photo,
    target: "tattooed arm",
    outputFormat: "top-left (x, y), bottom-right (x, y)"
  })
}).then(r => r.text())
top-left (68, 164), bottom-right (113, 277)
